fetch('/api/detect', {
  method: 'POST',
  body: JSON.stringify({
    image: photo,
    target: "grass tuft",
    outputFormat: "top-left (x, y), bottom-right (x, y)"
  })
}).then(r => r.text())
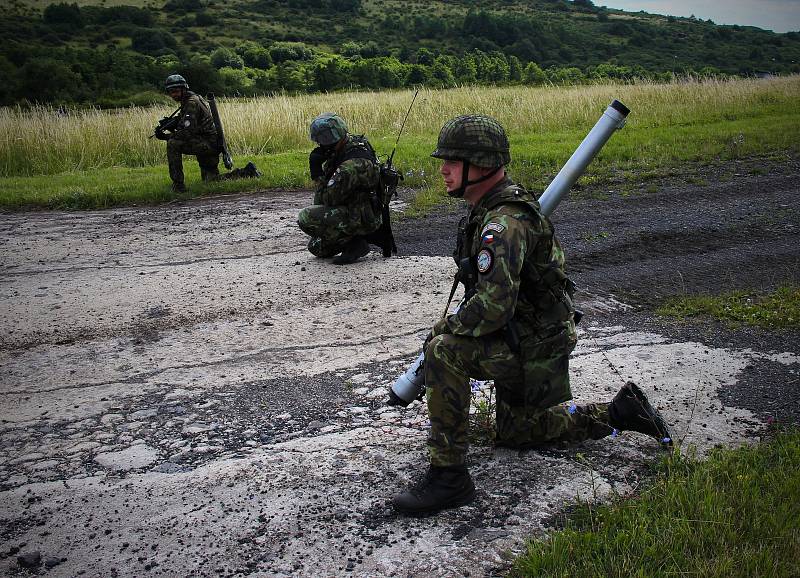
top-left (512, 429), bottom-right (800, 578)
top-left (657, 285), bottom-right (800, 329)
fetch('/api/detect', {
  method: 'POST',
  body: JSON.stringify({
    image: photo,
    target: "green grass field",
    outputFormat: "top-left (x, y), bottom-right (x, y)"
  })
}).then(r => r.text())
top-left (1, 75), bottom-right (799, 210)
top-left (512, 428), bottom-right (800, 578)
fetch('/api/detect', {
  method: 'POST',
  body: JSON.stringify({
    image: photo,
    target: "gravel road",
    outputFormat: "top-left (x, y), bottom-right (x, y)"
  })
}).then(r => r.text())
top-left (1, 155), bottom-right (798, 577)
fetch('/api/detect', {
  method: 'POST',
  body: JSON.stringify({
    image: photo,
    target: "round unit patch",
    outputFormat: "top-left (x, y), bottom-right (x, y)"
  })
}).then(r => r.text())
top-left (476, 249), bottom-right (493, 274)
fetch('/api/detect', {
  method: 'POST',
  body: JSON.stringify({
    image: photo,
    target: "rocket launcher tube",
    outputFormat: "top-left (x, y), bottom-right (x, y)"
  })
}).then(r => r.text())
top-left (386, 351), bottom-right (425, 407)
top-left (387, 100), bottom-right (630, 407)
top-left (538, 99), bottom-right (629, 217)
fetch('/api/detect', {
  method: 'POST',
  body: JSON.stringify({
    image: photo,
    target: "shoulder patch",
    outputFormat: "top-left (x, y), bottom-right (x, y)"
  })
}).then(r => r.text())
top-left (476, 248), bottom-right (494, 274)
top-left (327, 168), bottom-right (340, 187)
top-left (481, 222), bottom-right (505, 235)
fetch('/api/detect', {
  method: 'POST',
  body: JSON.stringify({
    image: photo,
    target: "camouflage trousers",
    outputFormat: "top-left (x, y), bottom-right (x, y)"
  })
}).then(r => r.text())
top-left (297, 204), bottom-right (380, 257)
top-left (167, 135), bottom-right (220, 184)
top-left (425, 330), bottom-right (613, 467)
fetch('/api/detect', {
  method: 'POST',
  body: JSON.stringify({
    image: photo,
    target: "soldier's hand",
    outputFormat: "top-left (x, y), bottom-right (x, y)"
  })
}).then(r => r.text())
top-left (309, 147), bottom-right (327, 180)
top-left (432, 317), bottom-right (451, 338)
top-left (423, 317), bottom-right (451, 352)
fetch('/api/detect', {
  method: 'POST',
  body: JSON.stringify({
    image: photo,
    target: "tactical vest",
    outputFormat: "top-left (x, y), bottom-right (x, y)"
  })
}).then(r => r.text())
top-left (323, 135), bottom-right (377, 179)
top-left (180, 92), bottom-right (217, 138)
top-left (455, 183), bottom-right (575, 334)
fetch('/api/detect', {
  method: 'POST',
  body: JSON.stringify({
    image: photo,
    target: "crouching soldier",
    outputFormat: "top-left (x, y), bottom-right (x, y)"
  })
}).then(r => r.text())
top-left (297, 113), bottom-right (383, 265)
top-left (155, 74), bottom-right (260, 193)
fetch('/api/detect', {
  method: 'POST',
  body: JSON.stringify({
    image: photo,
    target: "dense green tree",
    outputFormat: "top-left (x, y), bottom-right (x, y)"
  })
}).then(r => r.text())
top-left (219, 67), bottom-right (254, 95)
top-left (453, 53), bottom-right (477, 84)
top-left (18, 58), bottom-right (82, 101)
top-left (2, 0), bottom-right (800, 104)
top-left (236, 41), bottom-right (272, 69)
top-left (430, 56), bottom-right (455, 88)
top-left (269, 42), bottom-right (314, 64)
top-left (211, 47), bottom-right (245, 70)
top-left (405, 64), bottom-right (430, 85)
top-left (43, 2), bottom-right (83, 29)
top-left (131, 29), bottom-right (177, 56)
top-left (522, 61), bottom-right (547, 84)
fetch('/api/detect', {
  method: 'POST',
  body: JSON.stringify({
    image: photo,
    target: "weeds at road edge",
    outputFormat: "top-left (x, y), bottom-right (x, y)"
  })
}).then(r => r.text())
top-left (511, 428), bottom-right (800, 578)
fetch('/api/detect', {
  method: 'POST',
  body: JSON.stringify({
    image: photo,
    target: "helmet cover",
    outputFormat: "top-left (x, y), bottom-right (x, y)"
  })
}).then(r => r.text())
top-left (431, 114), bottom-right (510, 168)
top-left (310, 112), bottom-right (348, 146)
top-left (165, 74), bottom-right (189, 91)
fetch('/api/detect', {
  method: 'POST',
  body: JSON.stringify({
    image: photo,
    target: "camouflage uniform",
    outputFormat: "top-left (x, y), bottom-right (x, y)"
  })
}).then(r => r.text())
top-left (165, 89), bottom-right (257, 187)
top-left (297, 135), bottom-right (382, 257)
top-left (425, 118), bottom-right (614, 468)
top-left (167, 91), bottom-right (221, 185)
top-left (393, 114), bottom-right (671, 515)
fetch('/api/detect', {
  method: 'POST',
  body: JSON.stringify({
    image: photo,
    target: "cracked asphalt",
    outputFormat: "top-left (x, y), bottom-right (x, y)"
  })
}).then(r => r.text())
top-left (0, 155), bottom-right (798, 576)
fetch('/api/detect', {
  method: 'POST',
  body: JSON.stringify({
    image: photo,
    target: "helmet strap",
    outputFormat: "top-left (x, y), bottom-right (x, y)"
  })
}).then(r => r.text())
top-left (446, 161), bottom-right (501, 198)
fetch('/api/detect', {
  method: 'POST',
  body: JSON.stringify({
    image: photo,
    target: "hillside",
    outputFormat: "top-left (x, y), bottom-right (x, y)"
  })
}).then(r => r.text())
top-left (2, 0), bottom-right (800, 105)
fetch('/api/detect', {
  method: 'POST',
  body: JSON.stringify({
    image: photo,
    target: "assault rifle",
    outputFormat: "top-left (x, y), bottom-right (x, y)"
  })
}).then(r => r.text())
top-left (366, 89), bottom-right (419, 257)
top-left (151, 105), bottom-right (181, 140)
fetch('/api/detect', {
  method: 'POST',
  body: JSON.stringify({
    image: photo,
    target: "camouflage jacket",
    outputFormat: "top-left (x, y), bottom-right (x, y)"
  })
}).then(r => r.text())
top-left (175, 91), bottom-right (217, 140)
top-left (444, 178), bottom-right (575, 340)
top-left (315, 135), bottom-right (381, 209)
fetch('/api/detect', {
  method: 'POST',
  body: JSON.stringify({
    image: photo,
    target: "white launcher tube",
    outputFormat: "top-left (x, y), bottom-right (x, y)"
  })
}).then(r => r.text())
top-left (387, 100), bottom-right (630, 407)
top-left (538, 99), bottom-right (630, 217)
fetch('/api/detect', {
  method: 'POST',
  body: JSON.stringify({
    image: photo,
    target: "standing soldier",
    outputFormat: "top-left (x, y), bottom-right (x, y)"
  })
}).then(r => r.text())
top-left (155, 74), bottom-right (260, 193)
top-left (392, 115), bottom-right (672, 515)
top-left (297, 113), bottom-right (383, 265)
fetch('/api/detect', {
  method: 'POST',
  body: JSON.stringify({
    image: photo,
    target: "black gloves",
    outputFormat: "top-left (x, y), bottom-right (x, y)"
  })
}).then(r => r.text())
top-left (309, 147), bottom-right (328, 180)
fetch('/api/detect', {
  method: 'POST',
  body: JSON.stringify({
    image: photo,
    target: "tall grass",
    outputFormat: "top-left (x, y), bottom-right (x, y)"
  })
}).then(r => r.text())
top-left (3, 75), bottom-right (799, 178)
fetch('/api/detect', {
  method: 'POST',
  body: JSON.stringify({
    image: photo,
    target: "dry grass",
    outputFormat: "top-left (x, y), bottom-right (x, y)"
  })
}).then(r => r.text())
top-left (3, 75), bottom-right (799, 177)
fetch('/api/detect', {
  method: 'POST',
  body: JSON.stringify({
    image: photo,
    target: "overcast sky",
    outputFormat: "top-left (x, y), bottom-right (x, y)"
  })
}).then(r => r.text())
top-left (602, 1), bottom-right (800, 33)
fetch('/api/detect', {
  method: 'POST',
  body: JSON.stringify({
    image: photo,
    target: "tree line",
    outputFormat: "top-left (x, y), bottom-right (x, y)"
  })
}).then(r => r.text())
top-left (1, 0), bottom-right (798, 106)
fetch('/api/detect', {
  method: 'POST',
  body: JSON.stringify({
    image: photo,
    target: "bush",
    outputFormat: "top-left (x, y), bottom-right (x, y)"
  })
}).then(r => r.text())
top-left (195, 11), bottom-right (216, 27)
top-left (236, 41), bottom-right (272, 69)
top-left (210, 47), bottom-right (244, 69)
top-left (43, 2), bottom-right (84, 29)
top-left (163, 0), bottom-right (202, 13)
top-left (83, 5), bottom-right (154, 27)
top-left (269, 42), bottom-right (314, 63)
top-left (131, 29), bottom-right (177, 55)
top-left (18, 58), bottom-right (83, 101)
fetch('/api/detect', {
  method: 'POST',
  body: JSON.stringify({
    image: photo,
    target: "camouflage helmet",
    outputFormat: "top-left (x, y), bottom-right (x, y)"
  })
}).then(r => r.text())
top-left (164, 74), bottom-right (188, 91)
top-left (309, 113), bottom-right (348, 146)
top-left (431, 114), bottom-right (510, 168)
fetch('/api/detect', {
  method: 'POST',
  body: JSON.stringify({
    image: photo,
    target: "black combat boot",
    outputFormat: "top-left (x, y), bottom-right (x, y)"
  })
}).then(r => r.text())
top-left (392, 465), bottom-right (476, 515)
top-left (244, 161), bottom-right (261, 178)
top-left (332, 237), bottom-right (370, 265)
top-left (609, 382), bottom-right (673, 446)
